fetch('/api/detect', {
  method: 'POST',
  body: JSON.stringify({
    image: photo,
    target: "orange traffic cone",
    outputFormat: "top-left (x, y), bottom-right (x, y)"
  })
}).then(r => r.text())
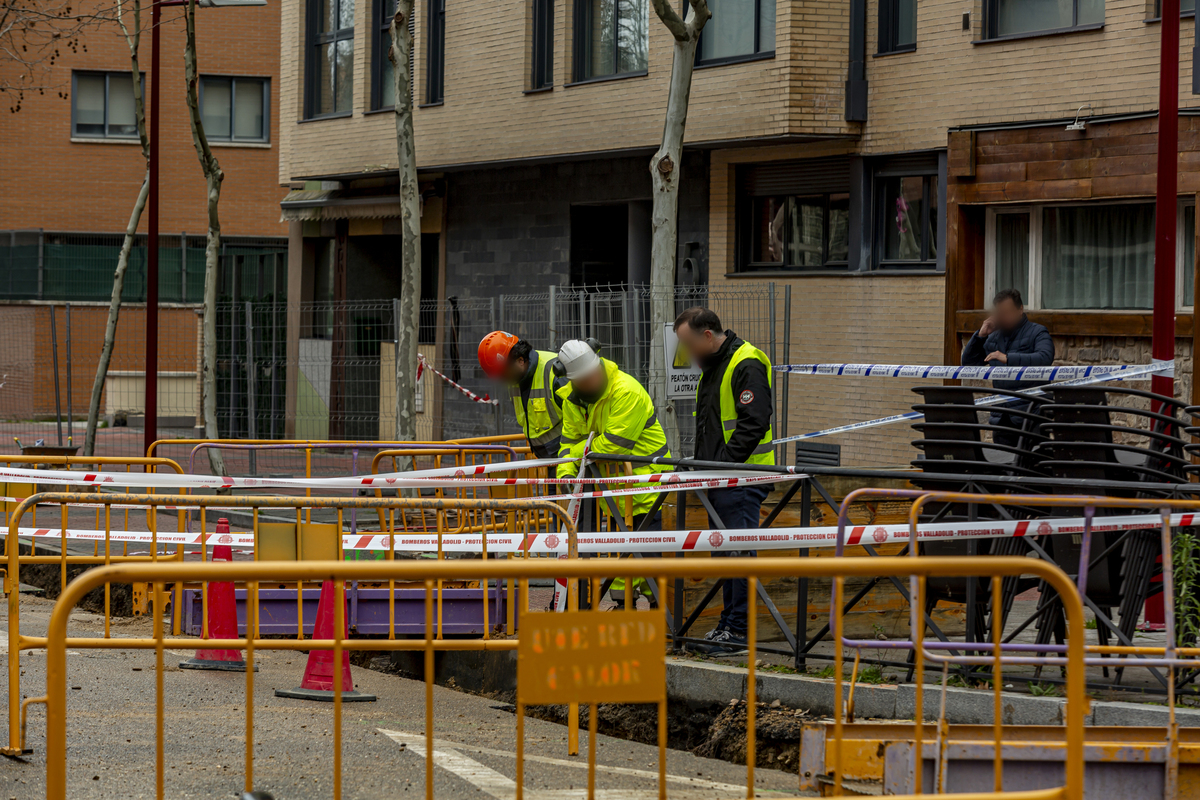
top-left (181, 518), bottom-right (251, 672)
top-left (275, 580), bottom-right (376, 702)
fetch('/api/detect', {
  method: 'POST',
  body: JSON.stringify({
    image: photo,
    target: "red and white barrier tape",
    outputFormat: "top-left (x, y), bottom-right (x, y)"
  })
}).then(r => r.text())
top-left (0, 461), bottom-right (799, 498)
top-left (6, 511), bottom-right (1192, 554)
top-left (418, 353), bottom-right (499, 405)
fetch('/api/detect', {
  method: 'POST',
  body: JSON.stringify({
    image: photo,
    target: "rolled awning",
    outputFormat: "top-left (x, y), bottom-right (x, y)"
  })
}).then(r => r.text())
top-left (279, 189), bottom-right (401, 222)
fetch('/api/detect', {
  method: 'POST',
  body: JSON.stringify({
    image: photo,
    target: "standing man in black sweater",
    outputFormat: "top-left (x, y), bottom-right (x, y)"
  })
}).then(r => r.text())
top-left (672, 307), bottom-right (775, 656)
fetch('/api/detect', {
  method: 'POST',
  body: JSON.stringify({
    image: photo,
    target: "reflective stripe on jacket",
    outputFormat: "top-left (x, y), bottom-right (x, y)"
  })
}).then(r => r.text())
top-left (511, 350), bottom-right (564, 457)
top-left (557, 358), bottom-right (672, 515)
top-left (715, 341), bottom-right (775, 466)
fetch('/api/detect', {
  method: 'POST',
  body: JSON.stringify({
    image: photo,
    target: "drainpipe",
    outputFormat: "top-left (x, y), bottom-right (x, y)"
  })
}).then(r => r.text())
top-left (845, 0), bottom-right (868, 122)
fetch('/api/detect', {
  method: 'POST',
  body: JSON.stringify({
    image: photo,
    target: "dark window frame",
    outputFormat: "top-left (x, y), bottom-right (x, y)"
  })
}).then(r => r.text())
top-left (873, 171), bottom-right (938, 269)
top-left (572, 0), bottom-right (648, 82)
top-left (70, 70), bottom-right (145, 140)
top-left (982, 0), bottom-right (1101, 39)
top-left (530, 0), bottom-right (554, 89)
top-left (877, 0), bottom-right (916, 54)
top-left (198, 76), bottom-right (271, 143)
top-left (736, 192), bottom-right (851, 273)
top-left (304, 0), bottom-right (355, 119)
top-left (695, 0), bottom-right (776, 66)
top-left (425, 0), bottom-right (446, 103)
top-left (1151, 0), bottom-right (1195, 18)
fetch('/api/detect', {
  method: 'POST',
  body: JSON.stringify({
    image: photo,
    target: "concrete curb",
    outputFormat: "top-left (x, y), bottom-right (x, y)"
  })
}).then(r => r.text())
top-left (666, 657), bottom-right (1200, 727)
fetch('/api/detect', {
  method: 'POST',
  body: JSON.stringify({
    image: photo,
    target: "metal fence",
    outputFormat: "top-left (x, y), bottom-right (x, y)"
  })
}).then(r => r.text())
top-left (0, 231), bottom-right (287, 304)
top-left (0, 282), bottom-right (783, 463)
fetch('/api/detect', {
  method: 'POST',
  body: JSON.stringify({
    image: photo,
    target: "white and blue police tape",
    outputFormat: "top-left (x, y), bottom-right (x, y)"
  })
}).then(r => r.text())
top-left (775, 362), bottom-right (1156, 382)
top-left (772, 361), bottom-right (1168, 445)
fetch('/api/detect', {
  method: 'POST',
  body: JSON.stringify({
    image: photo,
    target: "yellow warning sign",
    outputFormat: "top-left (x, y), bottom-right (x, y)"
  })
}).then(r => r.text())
top-left (517, 609), bottom-right (666, 705)
top-left (673, 342), bottom-right (692, 369)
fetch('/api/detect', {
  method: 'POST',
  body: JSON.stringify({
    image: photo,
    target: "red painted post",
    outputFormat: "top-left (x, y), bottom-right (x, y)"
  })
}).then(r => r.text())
top-left (1146, 0), bottom-right (1181, 630)
top-left (143, 0), bottom-right (161, 456)
top-left (1152, 0), bottom-right (1180, 402)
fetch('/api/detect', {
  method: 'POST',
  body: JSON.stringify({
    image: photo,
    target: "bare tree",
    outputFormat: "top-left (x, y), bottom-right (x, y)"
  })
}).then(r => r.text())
top-left (0, 0), bottom-right (108, 111)
top-left (388, 0), bottom-right (420, 446)
top-left (647, 0), bottom-right (709, 455)
top-left (83, 0), bottom-right (148, 457)
top-left (183, 0), bottom-right (225, 475)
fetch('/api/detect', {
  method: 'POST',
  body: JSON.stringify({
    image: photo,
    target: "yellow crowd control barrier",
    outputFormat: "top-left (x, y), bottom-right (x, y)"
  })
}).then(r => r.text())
top-left (6, 490), bottom-right (572, 757)
top-left (39, 554), bottom-right (1086, 800)
top-left (0, 455), bottom-right (190, 613)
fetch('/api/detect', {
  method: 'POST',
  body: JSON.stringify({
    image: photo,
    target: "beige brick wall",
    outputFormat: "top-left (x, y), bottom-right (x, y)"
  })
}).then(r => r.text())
top-left (709, 144), bottom-right (947, 467)
top-left (862, 0), bottom-right (1200, 154)
top-left (278, 0), bottom-right (855, 182)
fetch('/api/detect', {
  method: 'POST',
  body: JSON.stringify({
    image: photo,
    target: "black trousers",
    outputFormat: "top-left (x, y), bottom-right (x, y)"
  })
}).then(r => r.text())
top-left (706, 485), bottom-right (768, 637)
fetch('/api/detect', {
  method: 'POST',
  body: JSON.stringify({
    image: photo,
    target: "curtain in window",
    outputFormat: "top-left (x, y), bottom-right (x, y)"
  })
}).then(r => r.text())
top-left (1042, 203), bottom-right (1154, 309)
top-left (234, 81), bottom-right (265, 139)
top-left (997, 0), bottom-right (1071, 35)
top-left (994, 212), bottom-right (1030, 301)
top-left (75, 75), bottom-right (106, 136)
top-left (202, 78), bottom-right (233, 139)
top-left (701, 0), bottom-right (753, 60)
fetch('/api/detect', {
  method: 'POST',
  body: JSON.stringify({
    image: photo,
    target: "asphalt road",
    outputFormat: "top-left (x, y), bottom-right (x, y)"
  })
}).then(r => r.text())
top-left (2, 595), bottom-right (805, 799)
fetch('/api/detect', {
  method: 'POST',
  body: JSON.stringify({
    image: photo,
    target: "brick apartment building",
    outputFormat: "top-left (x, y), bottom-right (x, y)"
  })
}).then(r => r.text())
top-left (274, 0), bottom-right (1200, 464)
top-left (0, 0), bottom-right (285, 434)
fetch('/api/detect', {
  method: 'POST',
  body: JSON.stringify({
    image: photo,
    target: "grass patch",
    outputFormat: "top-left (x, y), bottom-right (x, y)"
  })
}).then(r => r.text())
top-left (1029, 682), bottom-right (1059, 697)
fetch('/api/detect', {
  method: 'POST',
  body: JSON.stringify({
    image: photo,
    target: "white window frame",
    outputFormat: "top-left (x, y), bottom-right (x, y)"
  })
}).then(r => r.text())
top-left (984, 200), bottom-right (1193, 312)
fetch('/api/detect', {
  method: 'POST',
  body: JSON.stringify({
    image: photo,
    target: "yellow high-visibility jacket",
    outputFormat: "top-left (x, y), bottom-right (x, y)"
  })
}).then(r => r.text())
top-left (556, 358), bottom-right (671, 516)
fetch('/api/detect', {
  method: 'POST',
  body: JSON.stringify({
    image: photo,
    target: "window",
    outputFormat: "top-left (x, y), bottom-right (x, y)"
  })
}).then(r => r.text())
top-left (742, 194), bottom-right (849, 270)
top-left (200, 77), bottom-right (268, 142)
top-left (984, 0), bottom-right (1103, 38)
top-left (698, 0), bottom-right (775, 63)
top-left (426, 0), bottom-right (445, 103)
top-left (876, 174), bottom-right (938, 267)
top-left (878, 0), bottom-right (916, 53)
top-left (1154, 0), bottom-right (1195, 16)
top-left (72, 72), bottom-right (140, 139)
top-left (985, 201), bottom-right (1196, 310)
top-left (573, 0), bottom-right (649, 81)
top-left (530, 0), bottom-right (554, 89)
top-left (306, 0), bottom-right (354, 118)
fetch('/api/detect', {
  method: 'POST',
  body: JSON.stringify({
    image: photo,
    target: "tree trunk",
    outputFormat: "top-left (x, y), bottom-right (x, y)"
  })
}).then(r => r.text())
top-left (184, 0), bottom-right (225, 476)
top-left (84, 0), bottom-right (149, 457)
top-left (389, 0), bottom-right (421, 446)
top-left (85, 175), bottom-right (148, 456)
top-left (648, 0), bottom-right (708, 458)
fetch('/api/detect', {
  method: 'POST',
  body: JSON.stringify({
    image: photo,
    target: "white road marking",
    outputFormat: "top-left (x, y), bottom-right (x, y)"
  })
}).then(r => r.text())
top-left (379, 729), bottom-right (757, 798)
top-left (0, 630), bottom-right (80, 656)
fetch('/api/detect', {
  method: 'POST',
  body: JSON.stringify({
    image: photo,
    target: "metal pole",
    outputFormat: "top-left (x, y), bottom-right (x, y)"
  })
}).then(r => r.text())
top-left (65, 303), bottom-right (73, 446)
top-left (245, 301), bottom-right (257, 474)
top-left (50, 306), bottom-right (63, 446)
top-left (548, 284), bottom-right (557, 348)
top-left (180, 232), bottom-right (187, 302)
top-left (578, 290), bottom-right (586, 340)
top-left (780, 285), bottom-right (791, 465)
top-left (1153, 0), bottom-right (1180, 403)
top-left (36, 230), bottom-right (44, 301)
top-left (491, 297), bottom-right (501, 435)
top-left (144, 0), bottom-right (161, 455)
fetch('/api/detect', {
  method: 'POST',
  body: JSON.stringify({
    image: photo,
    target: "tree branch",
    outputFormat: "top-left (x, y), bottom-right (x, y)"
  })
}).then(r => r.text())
top-left (685, 0), bottom-right (712, 37)
top-left (649, 0), bottom-right (688, 41)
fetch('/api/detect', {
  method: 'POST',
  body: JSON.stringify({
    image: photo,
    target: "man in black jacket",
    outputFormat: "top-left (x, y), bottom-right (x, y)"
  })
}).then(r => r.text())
top-left (672, 307), bottom-right (774, 656)
top-left (961, 288), bottom-right (1054, 446)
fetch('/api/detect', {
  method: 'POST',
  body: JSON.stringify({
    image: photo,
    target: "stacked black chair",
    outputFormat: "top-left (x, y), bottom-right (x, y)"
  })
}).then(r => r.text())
top-left (1030, 386), bottom-right (1189, 682)
top-left (907, 385), bottom-right (1051, 664)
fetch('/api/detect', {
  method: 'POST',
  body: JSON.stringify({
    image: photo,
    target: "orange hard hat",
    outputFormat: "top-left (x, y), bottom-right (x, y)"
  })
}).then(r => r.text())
top-left (478, 331), bottom-right (520, 378)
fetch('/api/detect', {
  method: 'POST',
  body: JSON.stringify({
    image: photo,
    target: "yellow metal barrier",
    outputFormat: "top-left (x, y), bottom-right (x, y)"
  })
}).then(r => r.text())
top-left (6, 490), bottom-right (572, 757)
top-left (40, 554), bottom-right (1087, 800)
top-left (0, 455), bottom-right (189, 611)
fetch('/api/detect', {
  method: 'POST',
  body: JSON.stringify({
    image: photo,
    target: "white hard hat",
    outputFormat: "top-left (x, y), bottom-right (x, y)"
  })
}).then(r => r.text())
top-left (558, 339), bottom-right (602, 381)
